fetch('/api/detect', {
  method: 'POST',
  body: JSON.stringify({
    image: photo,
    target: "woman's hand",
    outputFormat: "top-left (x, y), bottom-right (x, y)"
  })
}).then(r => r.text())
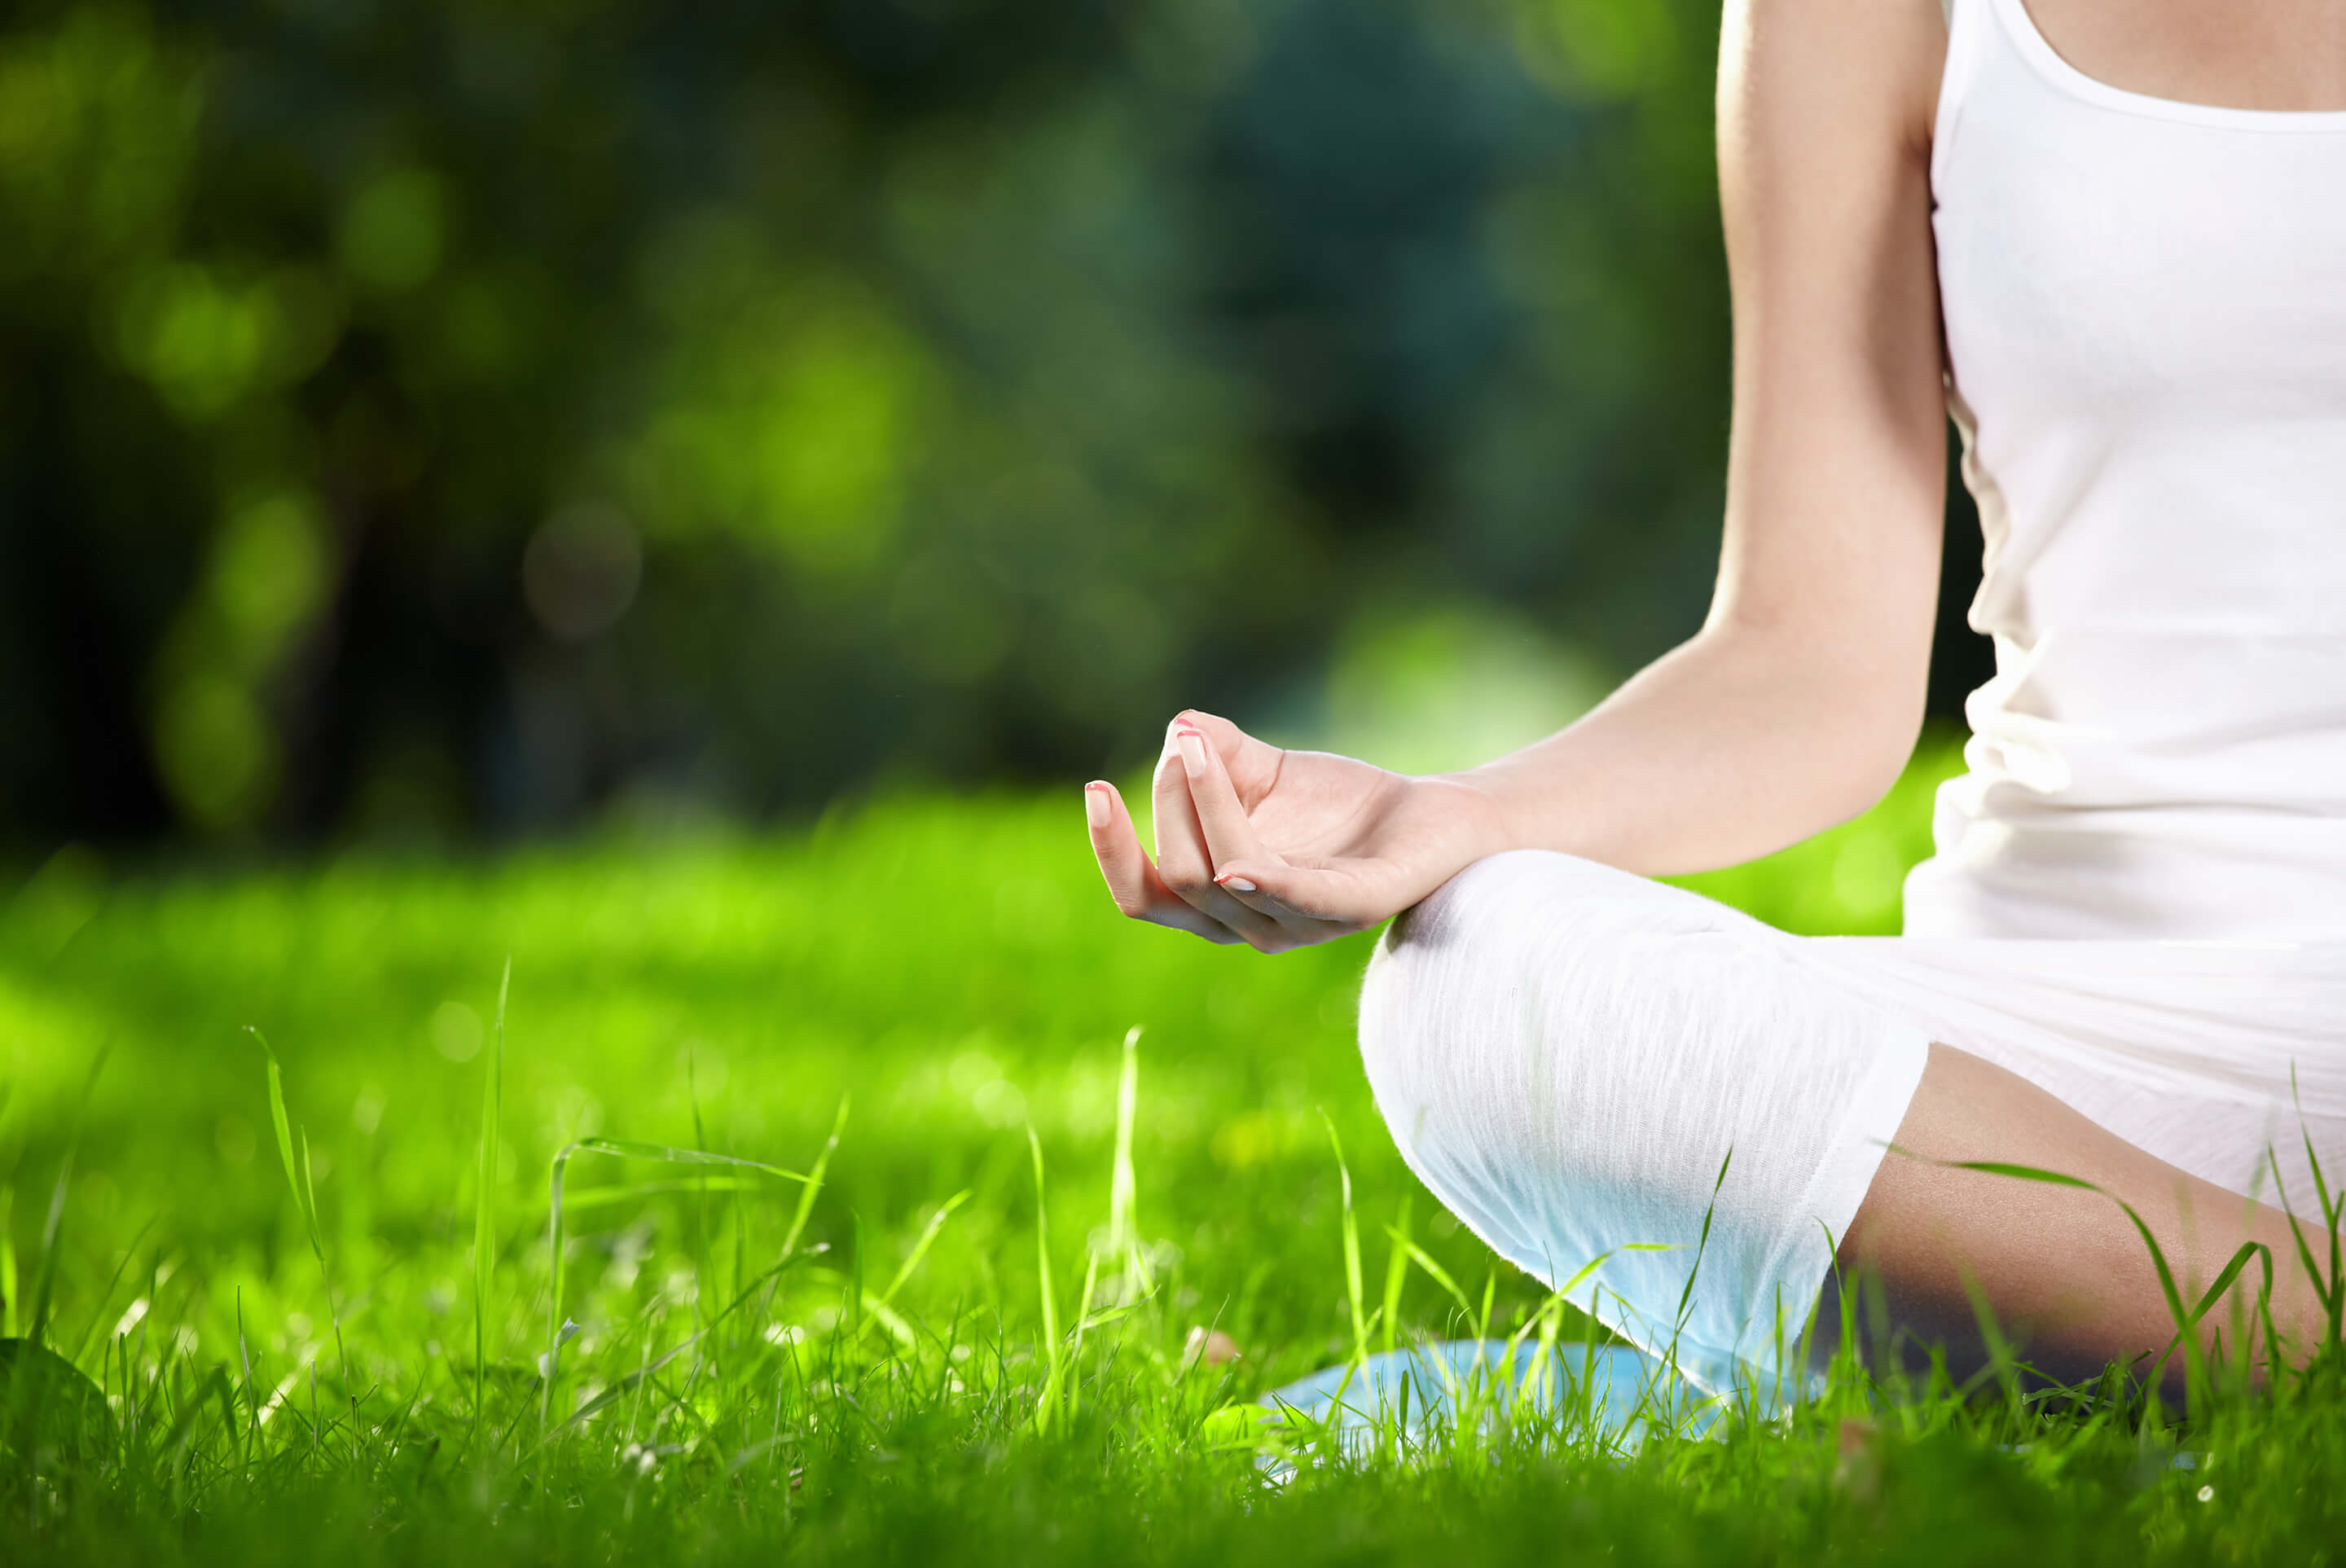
top-left (1082, 711), bottom-right (1511, 952)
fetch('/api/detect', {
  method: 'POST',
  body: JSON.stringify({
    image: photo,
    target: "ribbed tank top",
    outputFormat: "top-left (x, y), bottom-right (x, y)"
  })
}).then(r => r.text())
top-left (1902, 0), bottom-right (2346, 940)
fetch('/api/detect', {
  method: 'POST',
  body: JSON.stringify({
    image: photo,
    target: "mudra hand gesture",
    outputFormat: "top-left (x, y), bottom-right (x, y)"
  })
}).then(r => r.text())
top-left (1083, 711), bottom-right (1507, 953)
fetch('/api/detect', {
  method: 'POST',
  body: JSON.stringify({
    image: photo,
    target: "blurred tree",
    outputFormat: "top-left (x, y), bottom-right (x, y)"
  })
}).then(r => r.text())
top-left (0, 0), bottom-right (1984, 850)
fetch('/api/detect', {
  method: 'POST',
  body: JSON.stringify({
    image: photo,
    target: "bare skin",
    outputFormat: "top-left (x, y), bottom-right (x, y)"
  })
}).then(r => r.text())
top-left (2027, 0), bottom-right (2346, 112)
top-left (1083, 0), bottom-right (2346, 1376)
top-left (1830, 1044), bottom-right (2331, 1383)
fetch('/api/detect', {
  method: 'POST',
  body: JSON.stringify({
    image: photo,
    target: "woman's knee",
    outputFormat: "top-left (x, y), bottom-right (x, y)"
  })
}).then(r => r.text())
top-left (1356, 850), bottom-right (1710, 1171)
top-left (1354, 851), bottom-right (1931, 1385)
top-left (1360, 850), bottom-right (1706, 1074)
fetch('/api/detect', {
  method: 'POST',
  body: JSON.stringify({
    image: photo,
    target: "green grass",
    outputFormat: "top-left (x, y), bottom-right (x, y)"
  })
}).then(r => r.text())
top-left (3, 740), bottom-right (2344, 1565)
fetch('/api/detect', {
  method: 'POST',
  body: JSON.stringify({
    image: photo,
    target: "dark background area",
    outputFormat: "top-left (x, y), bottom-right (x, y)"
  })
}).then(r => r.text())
top-left (0, 0), bottom-right (1987, 853)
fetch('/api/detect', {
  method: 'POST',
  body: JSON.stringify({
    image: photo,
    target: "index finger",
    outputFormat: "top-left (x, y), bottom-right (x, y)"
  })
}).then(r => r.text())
top-left (1083, 780), bottom-right (1244, 944)
top-left (1171, 720), bottom-right (1270, 875)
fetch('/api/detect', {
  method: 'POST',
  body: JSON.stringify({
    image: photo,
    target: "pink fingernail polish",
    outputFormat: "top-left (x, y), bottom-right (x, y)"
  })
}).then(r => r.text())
top-left (1215, 873), bottom-right (1257, 893)
top-left (1084, 782), bottom-right (1109, 828)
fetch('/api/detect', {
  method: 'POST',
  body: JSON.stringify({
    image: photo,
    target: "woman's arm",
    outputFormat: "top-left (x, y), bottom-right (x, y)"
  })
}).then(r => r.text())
top-left (1467, 0), bottom-right (1953, 876)
top-left (1087, 0), bottom-right (1955, 947)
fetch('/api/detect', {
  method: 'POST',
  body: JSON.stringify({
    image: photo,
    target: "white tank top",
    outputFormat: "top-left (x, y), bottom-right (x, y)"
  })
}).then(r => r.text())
top-left (1901, 0), bottom-right (2346, 940)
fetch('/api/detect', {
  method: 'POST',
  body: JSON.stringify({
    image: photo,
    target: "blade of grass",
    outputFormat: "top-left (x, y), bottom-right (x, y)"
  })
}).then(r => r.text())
top-left (253, 1030), bottom-right (314, 1239)
top-left (780, 1096), bottom-right (850, 1267)
top-left (1108, 1026), bottom-right (1146, 1292)
top-left (29, 1045), bottom-right (109, 1351)
top-left (250, 1030), bottom-right (350, 1415)
top-left (543, 1135), bottom-right (817, 1426)
top-left (1946, 1157), bottom-right (2225, 1412)
top-left (1650, 1148), bottom-right (1732, 1402)
top-left (1957, 1267), bottom-right (2024, 1425)
top-left (2294, 1067), bottom-right (2344, 1346)
top-left (1386, 1228), bottom-right (1473, 1323)
top-left (551, 1330), bottom-right (705, 1434)
top-left (1323, 1113), bottom-right (1368, 1371)
top-left (235, 1289), bottom-right (258, 1468)
top-left (0, 1185), bottom-right (15, 1340)
top-left (2147, 1241), bottom-right (2272, 1387)
top-left (556, 1177), bottom-right (767, 1214)
top-left (563, 1140), bottom-right (811, 1179)
top-left (1029, 1127), bottom-right (1062, 1436)
top-left (875, 1190), bottom-right (973, 1311)
top-left (2266, 1146), bottom-right (2338, 1362)
top-left (1673, 1149), bottom-right (1732, 1333)
top-left (1067, 1246), bottom-right (1101, 1419)
top-left (473, 960), bottom-right (507, 1428)
top-left (68, 1214), bottom-right (158, 1368)
top-left (1381, 1195), bottom-right (1412, 1358)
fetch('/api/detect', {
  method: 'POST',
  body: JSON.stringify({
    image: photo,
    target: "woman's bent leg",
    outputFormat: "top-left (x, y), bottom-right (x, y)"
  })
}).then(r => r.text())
top-left (1834, 1042), bottom-right (2328, 1383)
top-left (1360, 850), bottom-right (2332, 1392)
top-left (1357, 849), bottom-right (1932, 1396)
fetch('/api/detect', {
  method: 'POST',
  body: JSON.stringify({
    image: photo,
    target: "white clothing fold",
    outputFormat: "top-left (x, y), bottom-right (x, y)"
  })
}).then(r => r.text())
top-left (1359, 852), bottom-right (2346, 1396)
top-left (1914, 0), bottom-right (2346, 938)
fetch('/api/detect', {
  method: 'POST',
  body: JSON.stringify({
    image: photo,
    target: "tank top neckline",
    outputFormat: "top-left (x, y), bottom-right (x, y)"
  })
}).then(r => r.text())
top-left (1980, 0), bottom-right (2346, 134)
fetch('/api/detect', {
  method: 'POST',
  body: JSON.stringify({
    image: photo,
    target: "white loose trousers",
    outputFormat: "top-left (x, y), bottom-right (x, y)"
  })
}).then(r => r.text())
top-left (1357, 850), bottom-right (2346, 1396)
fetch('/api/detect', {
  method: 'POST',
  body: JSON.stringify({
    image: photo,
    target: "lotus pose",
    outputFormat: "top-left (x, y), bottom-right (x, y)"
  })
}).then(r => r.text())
top-left (1084, 0), bottom-right (2346, 1390)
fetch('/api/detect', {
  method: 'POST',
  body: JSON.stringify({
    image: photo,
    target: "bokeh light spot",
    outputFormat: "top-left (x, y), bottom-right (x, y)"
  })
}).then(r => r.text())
top-left (1290, 599), bottom-right (1610, 776)
top-left (112, 263), bottom-right (275, 419)
top-left (1510, 0), bottom-right (1681, 102)
top-left (339, 166), bottom-right (447, 292)
top-left (523, 503), bottom-right (644, 642)
top-left (211, 488), bottom-right (331, 666)
top-left (153, 673), bottom-right (279, 832)
top-left (429, 1000), bottom-right (484, 1063)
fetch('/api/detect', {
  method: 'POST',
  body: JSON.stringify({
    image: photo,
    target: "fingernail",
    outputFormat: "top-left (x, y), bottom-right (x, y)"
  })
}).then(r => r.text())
top-left (1084, 782), bottom-right (1109, 828)
top-left (1175, 730), bottom-right (1206, 775)
top-left (1215, 873), bottom-right (1257, 893)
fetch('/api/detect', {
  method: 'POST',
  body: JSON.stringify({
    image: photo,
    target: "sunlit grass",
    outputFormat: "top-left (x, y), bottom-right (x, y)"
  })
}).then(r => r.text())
top-left (4, 737), bottom-right (2344, 1564)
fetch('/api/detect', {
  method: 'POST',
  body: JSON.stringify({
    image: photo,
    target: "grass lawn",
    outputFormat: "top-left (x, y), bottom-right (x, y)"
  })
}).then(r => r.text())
top-left (4, 739), bottom-right (2344, 1564)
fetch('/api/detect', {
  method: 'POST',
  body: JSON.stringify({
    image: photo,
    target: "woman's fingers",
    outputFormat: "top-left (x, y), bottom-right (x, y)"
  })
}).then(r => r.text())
top-left (1171, 708), bottom-right (1284, 803)
top-left (1149, 733), bottom-right (1290, 944)
top-left (1092, 709), bottom-right (1387, 951)
top-left (1171, 720), bottom-right (1270, 870)
top-left (1084, 780), bottom-right (1155, 918)
top-left (1208, 857), bottom-right (1387, 930)
top-left (1170, 722), bottom-right (1372, 941)
top-left (1083, 781), bottom-right (1244, 944)
top-left (1169, 719), bottom-right (1324, 931)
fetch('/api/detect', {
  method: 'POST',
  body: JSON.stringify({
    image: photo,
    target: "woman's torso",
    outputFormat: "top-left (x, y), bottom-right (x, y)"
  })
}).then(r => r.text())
top-left (1904, 0), bottom-right (2346, 939)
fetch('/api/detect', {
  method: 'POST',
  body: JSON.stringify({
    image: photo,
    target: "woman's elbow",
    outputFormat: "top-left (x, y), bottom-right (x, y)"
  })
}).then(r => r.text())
top-left (1821, 676), bottom-right (1931, 825)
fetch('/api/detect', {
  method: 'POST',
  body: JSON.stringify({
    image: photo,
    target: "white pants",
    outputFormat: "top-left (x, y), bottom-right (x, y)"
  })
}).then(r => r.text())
top-left (1357, 850), bottom-right (2346, 1395)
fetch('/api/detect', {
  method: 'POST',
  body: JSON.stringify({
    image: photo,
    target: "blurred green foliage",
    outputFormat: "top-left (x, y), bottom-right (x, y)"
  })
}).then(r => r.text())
top-left (0, 0), bottom-right (1769, 848)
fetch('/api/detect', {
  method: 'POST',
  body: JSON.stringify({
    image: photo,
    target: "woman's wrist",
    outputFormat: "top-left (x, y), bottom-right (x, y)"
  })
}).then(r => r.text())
top-left (1435, 751), bottom-right (1616, 867)
top-left (1416, 768), bottom-right (1523, 868)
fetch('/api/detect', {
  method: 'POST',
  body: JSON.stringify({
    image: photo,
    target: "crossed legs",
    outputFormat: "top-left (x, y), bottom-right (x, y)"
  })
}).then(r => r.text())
top-left (1357, 849), bottom-right (2335, 1392)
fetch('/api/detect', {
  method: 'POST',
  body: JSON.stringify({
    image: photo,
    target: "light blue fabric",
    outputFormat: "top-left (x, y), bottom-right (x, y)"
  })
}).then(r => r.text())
top-left (1255, 1339), bottom-right (1719, 1469)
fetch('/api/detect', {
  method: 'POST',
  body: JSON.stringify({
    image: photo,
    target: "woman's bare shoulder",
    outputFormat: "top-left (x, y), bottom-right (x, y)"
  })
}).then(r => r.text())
top-left (1721, 0), bottom-right (1947, 159)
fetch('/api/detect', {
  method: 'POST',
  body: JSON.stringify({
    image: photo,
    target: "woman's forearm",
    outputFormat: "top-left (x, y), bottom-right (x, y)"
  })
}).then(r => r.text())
top-left (1449, 623), bottom-right (1926, 878)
